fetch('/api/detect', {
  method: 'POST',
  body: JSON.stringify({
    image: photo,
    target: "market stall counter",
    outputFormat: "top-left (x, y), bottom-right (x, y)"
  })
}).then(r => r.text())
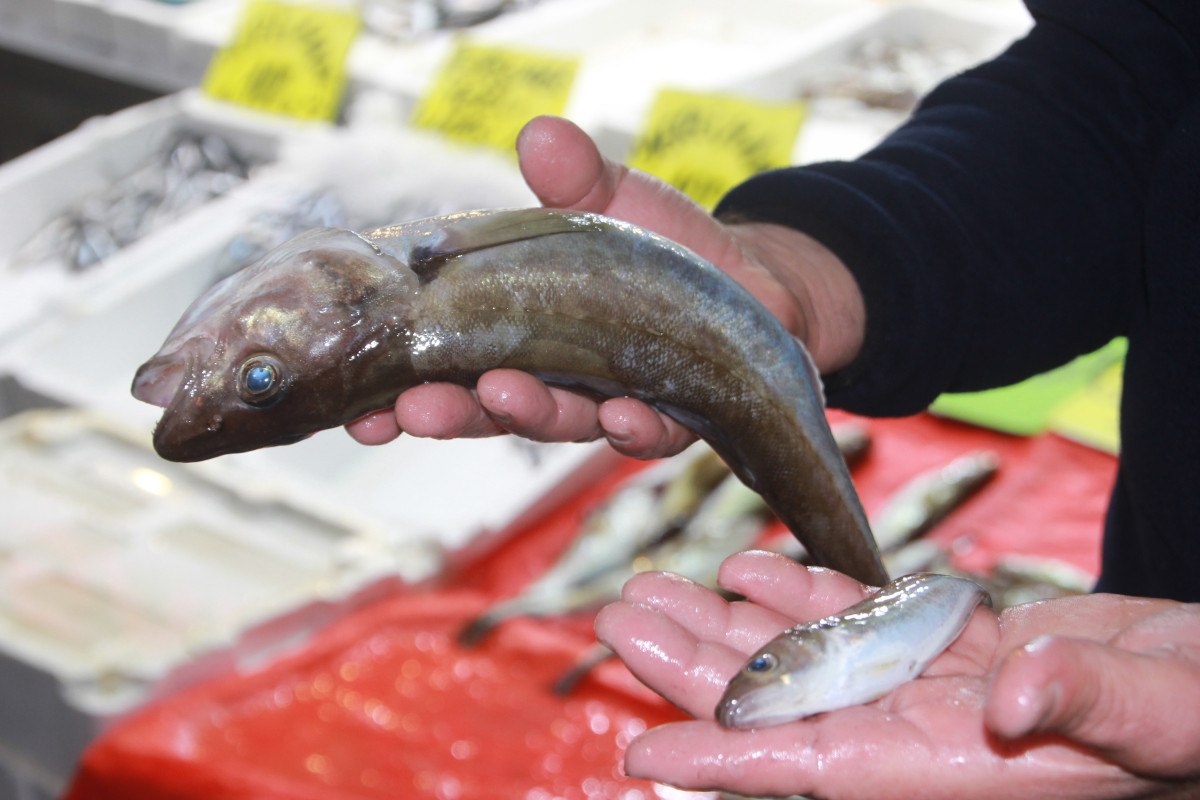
top-left (64, 410), bottom-right (1115, 800)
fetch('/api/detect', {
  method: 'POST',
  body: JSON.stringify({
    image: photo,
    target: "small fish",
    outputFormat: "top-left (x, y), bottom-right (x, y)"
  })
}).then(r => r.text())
top-left (831, 420), bottom-right (872, 469)
top-left (550, 470), bottom-right (772, 693)
top-left (133, 209), bottom-right (887, 585)
top-left (881, 538), bottom-right (949, 577)
top-left (458, 444), bottom-right (729, 646)
top-left (15, 133), bottom-right (254, 273)
top-left (990, 554), bottom-right (1095, 609)
top-left (871, 450), bottom-right (1000, 553)
top-left (715, 573), bottom-right (990, 729)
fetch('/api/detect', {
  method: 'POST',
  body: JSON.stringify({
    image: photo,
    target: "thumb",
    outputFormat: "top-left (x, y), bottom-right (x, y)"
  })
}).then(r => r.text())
top-left (515, 115), bottom-right (622, 212)
top-left (985, 634), bottom-right (1200, 778)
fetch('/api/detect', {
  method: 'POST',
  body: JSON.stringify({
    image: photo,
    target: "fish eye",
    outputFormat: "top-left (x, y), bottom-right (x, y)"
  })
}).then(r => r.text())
top-left (237, 354), bottom-right (286, 406)
top-left (746, 652), bottom-right (778, 674)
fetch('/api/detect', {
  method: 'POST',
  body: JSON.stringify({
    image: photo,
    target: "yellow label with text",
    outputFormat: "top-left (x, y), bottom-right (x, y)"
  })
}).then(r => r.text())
top-left (203, 0), bottom-right (360, 121)
top-left (628, 89), bottom-right (807, 209)
top-left (412, 41), bottom-right (579, 153)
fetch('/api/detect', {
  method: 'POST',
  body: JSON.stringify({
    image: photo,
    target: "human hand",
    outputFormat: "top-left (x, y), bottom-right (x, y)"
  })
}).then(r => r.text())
top-left (595, 550), bottom-right (1200, 799)
top-left (345, 116), bottom-right (863, 457)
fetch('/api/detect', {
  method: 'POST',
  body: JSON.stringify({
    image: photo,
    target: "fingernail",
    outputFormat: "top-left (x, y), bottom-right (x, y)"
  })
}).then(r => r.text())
top-left (606, 431), bottom-right (634, 448)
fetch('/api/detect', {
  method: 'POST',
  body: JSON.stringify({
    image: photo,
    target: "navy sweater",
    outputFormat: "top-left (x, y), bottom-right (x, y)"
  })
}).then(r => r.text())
top-left (715, 0), bottom-right (1200, 601)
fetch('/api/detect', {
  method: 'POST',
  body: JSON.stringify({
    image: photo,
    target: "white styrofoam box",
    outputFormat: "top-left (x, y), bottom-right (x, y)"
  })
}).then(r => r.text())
top-left (1, 117), bottom-right (609, 557)
top-left (52, 0), bottom-right (117, 60)
top-left (350, 0), bottom-right (877, 153)
top-left (0, 0), bottom-right (58, 42)
top-left (0, 408), bottom-right (416, 781)
top-left (0, 91), bottom-right (317, 346)
top-left (575, 0), bottom-right (1031, 168)
top-left (164, 0), bottom-right (238, 87)
top-left (106, 0), bottom-right (191, 87)
top-left (731, 0), bottom-right (1033, 165)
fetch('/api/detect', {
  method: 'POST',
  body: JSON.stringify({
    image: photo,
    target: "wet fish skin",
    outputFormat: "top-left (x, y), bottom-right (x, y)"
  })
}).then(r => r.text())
top-left (132, 208), bottom-right (886, 585)
top-left (715, 573), bottom-right (990, 729)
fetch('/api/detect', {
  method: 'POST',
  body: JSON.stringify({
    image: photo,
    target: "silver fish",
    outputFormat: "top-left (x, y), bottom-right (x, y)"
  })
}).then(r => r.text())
top-left (550, 470), bottom-right (773, 694)
top-left (458, 444), bottom-right (730, 645)
top-left (715, 572), bottom-right (990, 729)
top-left (132, 208), bottom-right (886, 585)
top-left (871, 450), bottom-right (1000, 553)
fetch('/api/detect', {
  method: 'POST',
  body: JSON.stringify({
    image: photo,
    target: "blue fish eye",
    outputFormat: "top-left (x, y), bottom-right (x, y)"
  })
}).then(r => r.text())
top-left (245, 365), bottom-right (275, 393)
top-left (747, 653), bottom-right (777, 673)
top-left (238, 355), bottom-right (286, 405)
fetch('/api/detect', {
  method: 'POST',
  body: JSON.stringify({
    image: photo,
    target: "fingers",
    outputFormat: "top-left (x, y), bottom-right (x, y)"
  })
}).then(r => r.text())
top-left (594, 571), bottom-right (796, 717)
top-left (986, 631), bottom-right (1200, 777)
top-left (621, 711), bottom-right (924, 800)
top-left (343, 385), bottom-right (505, 442)
top-left (475, 370), bottom-right (602, 443)
top-left (598, 398), bottom-right (695, 458)
top-left (515, 116), bottom-right (741, 270)
top-left (623, 719), bottom-right (826, 798)
top-left (516, 116), bottom-right (621, 212)
top-left (455, 370), bottom-right (691, 454)
top-left (395, 382), bottom-right (507, 438)
top-left (716, 551), bottom-right (869, 620)
top-left (344, 408), bottom-right (401, 445)
top-left (594, 599), bottom-right (750, 718)
top-left (620, 570), bottom-right (795, 653)
top-left (347, 367), bottom-right (695, 455)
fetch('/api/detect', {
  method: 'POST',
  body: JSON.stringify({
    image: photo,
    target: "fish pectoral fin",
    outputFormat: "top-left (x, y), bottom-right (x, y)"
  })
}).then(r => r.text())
top-left (376, 209), bottom-right (604, 284)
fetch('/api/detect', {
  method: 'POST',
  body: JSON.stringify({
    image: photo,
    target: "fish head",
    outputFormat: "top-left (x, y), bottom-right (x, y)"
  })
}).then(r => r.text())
top-left (132, 228), bottom-right (414, 462)
top-left (714, 630), bottom-right (830, 729)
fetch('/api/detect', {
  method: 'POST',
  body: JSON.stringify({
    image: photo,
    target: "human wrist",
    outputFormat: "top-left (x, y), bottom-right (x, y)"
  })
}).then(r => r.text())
top-left (728, 222), bottom-right (866, 373)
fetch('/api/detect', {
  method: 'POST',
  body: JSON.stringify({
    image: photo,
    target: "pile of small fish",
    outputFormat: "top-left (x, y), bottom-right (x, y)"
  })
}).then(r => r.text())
top-left (13, 132), bottom-right (257, 272)
top-left (467, 430), bottom-right (1092, 704)
top-left (459, 423), bottom-right (875, 648)
top-left (456, 425), bottom-right (868, 691)
top-left (801, 36), bottom-right (972, 112)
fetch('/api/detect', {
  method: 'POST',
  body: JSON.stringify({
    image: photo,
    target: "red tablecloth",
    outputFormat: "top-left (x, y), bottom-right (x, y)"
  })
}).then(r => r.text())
top-left (66, 413), bottom-right (1116, 800)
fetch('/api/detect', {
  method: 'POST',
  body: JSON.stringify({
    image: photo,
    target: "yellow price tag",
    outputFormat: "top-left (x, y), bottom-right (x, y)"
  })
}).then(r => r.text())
top-left (203, 0), bottom-right (360, 122)
top-left (412, 41), bottom-right (579, 153)
top-left (628, 89), bottom-right (807, 209)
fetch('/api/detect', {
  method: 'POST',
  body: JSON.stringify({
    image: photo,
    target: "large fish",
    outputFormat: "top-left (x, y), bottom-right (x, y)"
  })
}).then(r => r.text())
top-left (132, 208), bottom-right (887, 585)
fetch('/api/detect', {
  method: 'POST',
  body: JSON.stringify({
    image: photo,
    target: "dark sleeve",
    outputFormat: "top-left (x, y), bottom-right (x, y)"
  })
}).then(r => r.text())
top-left (714, 0), bottom-right (1200, 416)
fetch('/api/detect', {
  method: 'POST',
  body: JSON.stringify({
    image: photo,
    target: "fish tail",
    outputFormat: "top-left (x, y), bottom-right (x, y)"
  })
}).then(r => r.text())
top-left (457, 611), bottom-right (505, 647)
top-left (552, 644), bottom-right (615, 696)
top-left (457, 591), bottom-right (558, 646)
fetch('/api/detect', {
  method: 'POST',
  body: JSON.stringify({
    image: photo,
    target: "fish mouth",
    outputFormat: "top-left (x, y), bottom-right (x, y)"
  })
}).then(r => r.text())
top-left (714, 682), bottom-right (802, 730)
top-left (131, 345), bottom-right (226, 462)
top-left (715, 694), bottom-right (751, 729)
top-left (132, 354), bottom-right (185, 409)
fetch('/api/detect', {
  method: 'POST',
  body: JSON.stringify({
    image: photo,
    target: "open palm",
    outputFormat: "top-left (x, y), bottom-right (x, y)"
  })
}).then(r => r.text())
top-left (595, 550), bottom-right (1200, 799)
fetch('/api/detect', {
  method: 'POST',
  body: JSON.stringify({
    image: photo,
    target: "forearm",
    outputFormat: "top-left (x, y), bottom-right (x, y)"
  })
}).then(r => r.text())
top-left (717, 0), bottom-right (1199, 415)
top-left (727, 221), bottom-right (865, 374)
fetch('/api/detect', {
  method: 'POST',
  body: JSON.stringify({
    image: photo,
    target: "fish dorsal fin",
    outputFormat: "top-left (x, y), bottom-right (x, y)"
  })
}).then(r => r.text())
top-left (367, 209), bottom-right (605, 284)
